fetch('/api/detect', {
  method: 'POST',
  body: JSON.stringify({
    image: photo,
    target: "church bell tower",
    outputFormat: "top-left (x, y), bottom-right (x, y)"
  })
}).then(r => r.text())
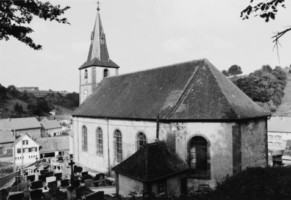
top-left (79, 4), bottom-right (119, 104)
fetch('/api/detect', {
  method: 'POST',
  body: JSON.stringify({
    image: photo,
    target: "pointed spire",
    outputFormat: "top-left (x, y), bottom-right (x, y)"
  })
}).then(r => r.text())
top-left (87, 2), bottom-right (110, 62)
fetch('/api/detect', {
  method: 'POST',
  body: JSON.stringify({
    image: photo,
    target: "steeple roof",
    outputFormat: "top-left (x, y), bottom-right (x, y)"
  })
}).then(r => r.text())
top-left (79, 7), bottom-right (119, 70)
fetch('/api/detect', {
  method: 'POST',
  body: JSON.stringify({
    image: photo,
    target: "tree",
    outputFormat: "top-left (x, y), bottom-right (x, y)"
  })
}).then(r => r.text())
top-left (0, 0), bottom-right (70, 50)
top-left (14, 102), bottom-right (23, 115)
top-left (261, 65), bottom-right (273, 73)
top-left (222, 70), bottom-right (229, 77)
top-left (241, 0), bottom-right (289, 47)
top-left (0, 84), bottom-right (7, 101)
top-left (228, 65), bottom-right (243, 77)
top-left (6, 85), bottom-right (19, 97)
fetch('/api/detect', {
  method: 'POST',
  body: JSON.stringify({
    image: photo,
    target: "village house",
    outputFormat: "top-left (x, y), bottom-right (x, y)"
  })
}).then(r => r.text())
top-left (0, 117), bottom-right (42, 139)
top-left (39, 118), bottom-right (62, 137)
top-left (14, 134), bottom-right (40, 167)
top-left (72, 6), bottom-right (271, 195)
top-left (0, 130), bottom-right (14, 158)
top-left (268, 117), bottom-right (291, 151)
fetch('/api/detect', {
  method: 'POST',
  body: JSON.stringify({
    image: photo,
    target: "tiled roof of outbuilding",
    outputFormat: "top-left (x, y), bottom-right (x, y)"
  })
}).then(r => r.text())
top-left (40, 119), bottom-right (61, 130)
top-left (112, 142), bottom-right (188, 182)
top-left (73, 59), bottom-right (270, 121)
top-left (36, 136), bottom-right (69, 153)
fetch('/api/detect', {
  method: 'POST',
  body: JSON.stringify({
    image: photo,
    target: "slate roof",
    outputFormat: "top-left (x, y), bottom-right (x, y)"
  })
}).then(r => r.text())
top-left (36, 136), bottom-right (69, 153)
top-left (73, 59), bottom-right (270, 121)
top-left (0, 117), bottom-right (41, 130)
top-left (268, 116), bottom-right (291, 133)
top-left (112, 142), bottom-right (188, 182)
top-left (79, 9), bottom-right (119, 70)
top-left (79, 58), bottom-right (119, 69)
top-left (40, 119), bottom-right (61, 130)
top-left (0, 130), bottom-right (14, 144)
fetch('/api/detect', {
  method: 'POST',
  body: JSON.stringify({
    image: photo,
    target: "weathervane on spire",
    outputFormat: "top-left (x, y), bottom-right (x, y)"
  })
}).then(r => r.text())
top-left (97, 0), bottom-right (100, 11)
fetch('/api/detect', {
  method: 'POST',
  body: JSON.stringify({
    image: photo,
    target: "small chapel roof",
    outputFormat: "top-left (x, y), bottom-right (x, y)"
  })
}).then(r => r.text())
top-left (112, 142), bottom-right (188, 182)
top-left (73, 59), bottom-right (270, 121)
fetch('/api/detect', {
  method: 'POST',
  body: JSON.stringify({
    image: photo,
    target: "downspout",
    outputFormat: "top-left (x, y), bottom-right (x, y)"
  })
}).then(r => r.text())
top-left (106, 118), bottom-right (111, 176)
top-left (156, 115), bottom-right (160, 141)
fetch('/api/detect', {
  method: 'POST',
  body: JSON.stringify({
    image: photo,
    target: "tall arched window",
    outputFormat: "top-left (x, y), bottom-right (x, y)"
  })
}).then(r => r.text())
top-left (103, 69), bottom-right (109, 78)
top-left (114, 130), bottom-right (122, 163)
top-left (82, 126), bottom-right (88, 152)
top-left (84, 69), bottom-right (88, 79)
top-left (188, 136), bottom-right (210, 178)
top-left (136, 132), bottom-right (147, 150)
top-left (96, 128), bottom-right (103, 156)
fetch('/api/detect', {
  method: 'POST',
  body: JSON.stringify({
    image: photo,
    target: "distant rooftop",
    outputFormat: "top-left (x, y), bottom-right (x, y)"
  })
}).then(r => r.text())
top-left (0, 117), bottom-right (41, 131)
top-left (40, 118), bottom-right (61, 130)
top-left (36, 136), bottom-right (69, 153)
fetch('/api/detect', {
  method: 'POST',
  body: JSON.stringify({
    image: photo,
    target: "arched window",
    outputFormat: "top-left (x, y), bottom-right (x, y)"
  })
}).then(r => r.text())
top-left (84, 69), bottom-right (88, 79)
top-left (188, 136), bottom-right (210, 178)
top-left (96, 128), bottom-right (103, 156)
top-left (136, 132), bottom-right (147, 150)
top-left (82, 126), bottom-right (88, 152)
top-left (103, 69), bottom-right (109, 78)
top-left (114, 130), bottom-right (122, 163)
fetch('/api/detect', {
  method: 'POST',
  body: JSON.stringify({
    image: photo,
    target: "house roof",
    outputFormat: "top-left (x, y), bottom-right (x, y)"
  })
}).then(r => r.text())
top-left (73, 59), bottom-right (270, 121)
top-left (36, 136), bottom-right (69, 153)
top-left (0, 130), bottom-right (14, 144)
top-left (15, 134), bottom-right (39, 147)
top-left (40, 119), bottom-right (61, 130)
top-left (268, 117), bottom-right (291, 133)
top-left (112, 142), bottom-right (188, 182)
top-left (0, 117), bottom-right (41, 131)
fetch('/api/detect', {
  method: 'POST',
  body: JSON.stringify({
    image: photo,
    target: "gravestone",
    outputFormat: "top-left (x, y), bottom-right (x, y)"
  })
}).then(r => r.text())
top-left (38, 174), bottom-right (46, 182)
top-left (54, 172), bottom-right (62, 180)
top-left (85, 191), bottom-right (104, 200)
top-left (30, 189), bottom-right (43, 200)
top-left (8, 192), bottom-right (24, 200)
top-left (61, 179), bottom-right (70, 188)
top-left (27, 175), bottom-right (35, 182)
top-left (48, 181), bottom-right (58, 189)
top-left (84, 179), bottom-right (94, 187)
top-left (30, 181), bottom-right (43, 190)
top-left (46, 176), bottom-right (56, 183)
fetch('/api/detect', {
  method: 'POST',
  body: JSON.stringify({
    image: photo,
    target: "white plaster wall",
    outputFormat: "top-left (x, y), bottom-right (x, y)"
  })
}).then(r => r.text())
top-left (165, 122), bottom-right (234, 187)
top-left (73, 117), bottom-right (158, 174)
top-left (14, 135), bottom-right (40, 166)
top-left (47, 128), bottom-right (62, 137)
top-left (118, 174), bottom-right (143, 197)
top-left (95, 67), bottom-right (118, 84)
top-left (72, 117), bottom-right (234, 186)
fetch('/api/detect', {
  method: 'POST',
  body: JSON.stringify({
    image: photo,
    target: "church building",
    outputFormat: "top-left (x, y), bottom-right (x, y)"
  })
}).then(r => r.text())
top-left (72, 6), bottom-right (270, 193)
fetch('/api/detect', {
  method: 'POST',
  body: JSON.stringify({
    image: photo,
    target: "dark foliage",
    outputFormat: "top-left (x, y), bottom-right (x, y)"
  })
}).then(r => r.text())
top-left (13, 102), bottom-right (23, 115)
top-left (228, 65), bottom-right (243, 76)
top-left (232, 65), bottom-right (287, 105)
top-left (198, 167), bottom-right (291, 200)
top-left (0, 84), bottom-right (7, 101)
top-left (0, 0), bottom-right (70, 50)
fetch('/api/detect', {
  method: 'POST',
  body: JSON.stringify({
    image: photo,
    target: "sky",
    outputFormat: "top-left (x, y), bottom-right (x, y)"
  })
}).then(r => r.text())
top-left (1, 0), bottom-right (291, 93)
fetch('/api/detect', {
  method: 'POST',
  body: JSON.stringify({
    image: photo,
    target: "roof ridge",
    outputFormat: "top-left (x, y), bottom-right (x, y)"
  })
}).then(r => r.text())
top-left (165, 64), bottom-right (201, 119)
top-left (205, 60), bottom-right (240, 118)
top-left (105, 59), bottom-right (206, 80)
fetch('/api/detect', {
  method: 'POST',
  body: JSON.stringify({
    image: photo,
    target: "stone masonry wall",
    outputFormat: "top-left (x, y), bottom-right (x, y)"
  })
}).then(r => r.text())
top-left (240, 118), bottom-right (267, 169)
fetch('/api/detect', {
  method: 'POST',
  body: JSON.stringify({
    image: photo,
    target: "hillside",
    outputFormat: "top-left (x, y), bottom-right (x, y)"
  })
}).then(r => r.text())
top-left (0, 85), bottom-right (78, 118)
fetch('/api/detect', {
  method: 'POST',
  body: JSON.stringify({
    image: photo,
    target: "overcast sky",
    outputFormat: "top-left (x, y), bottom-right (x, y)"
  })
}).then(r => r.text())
top-left (1, 0), bottom-right (291, 92)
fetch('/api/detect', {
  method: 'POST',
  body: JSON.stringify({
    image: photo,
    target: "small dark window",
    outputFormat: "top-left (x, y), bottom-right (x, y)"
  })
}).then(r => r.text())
top-left (114, 130), bottom-right (122, 163)
top-left (17, 148), bottom-right (21, 154)
top-left (136, 132), bottom-right (147, 150)
top-left (82, 126), bottom-right (88, 152)
top-left (0, 147), bottom-right (3, 154)
top-left (96, 128), bottom-right (103, 156)
top-left (84, 69), bottom-right (88, 79)
top-left (158, 180), bottom-right (166, 195)
top-left (103, 69), bottom-right (109, 78)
